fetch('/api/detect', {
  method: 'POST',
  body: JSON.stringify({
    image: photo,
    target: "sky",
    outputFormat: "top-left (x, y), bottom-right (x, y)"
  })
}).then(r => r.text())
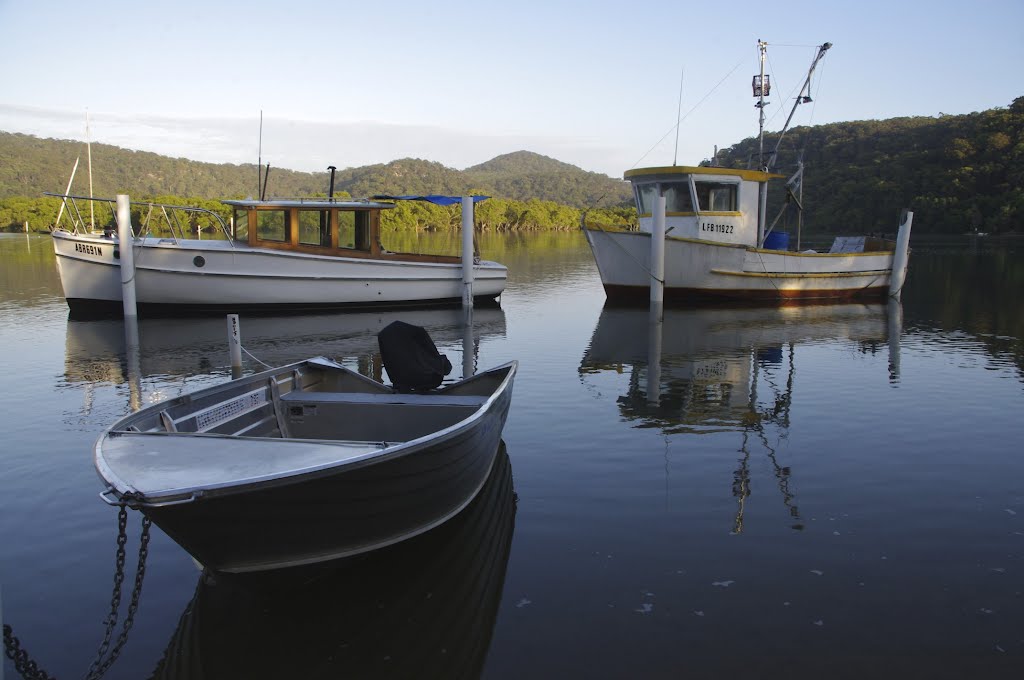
top-left (1, 0), bottom-right (1022, 179)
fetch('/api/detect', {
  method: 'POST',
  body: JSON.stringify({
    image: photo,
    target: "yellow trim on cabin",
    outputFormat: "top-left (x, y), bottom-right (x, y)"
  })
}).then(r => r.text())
top-left (625, 166), bottom-right (785, 182)
top-left (637, 211), bottom-right (741, 218)
top-left (710, 268), bottom-right (892, 279)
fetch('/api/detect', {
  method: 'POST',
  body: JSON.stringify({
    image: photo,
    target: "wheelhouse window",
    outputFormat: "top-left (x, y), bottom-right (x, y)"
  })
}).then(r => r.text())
top-left (337, 211), bottom-right (355, 249)
top-left (694, 182), bottom-right (738, 212)
top-left (298, 210), bottom-right (331, 247)
top-left (663, 182), bottom-right (694, 213)
top-left (636, 181), bottom-right (694, 214)
top-left (232, 208), bottom-right (249, 242)
top-left (256, 210), bottom-right (288, 242)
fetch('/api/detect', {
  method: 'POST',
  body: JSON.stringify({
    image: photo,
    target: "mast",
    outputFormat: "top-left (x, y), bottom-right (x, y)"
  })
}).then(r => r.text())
top-left (754, 41), bottom-right (769, 244)
top-left (86, 111), bottom-right (95, 230)
top-left (753, 40), bottom-right (831, 245)
top-left (756, 40), bottom-right (768, 170)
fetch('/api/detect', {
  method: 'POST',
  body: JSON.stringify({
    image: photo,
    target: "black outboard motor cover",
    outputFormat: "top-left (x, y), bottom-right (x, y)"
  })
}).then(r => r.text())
top-left (377, 321), bottom-right (453, 391)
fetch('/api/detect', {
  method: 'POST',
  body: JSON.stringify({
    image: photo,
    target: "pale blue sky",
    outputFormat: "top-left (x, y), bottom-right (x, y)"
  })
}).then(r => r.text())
top-left (1, 0), bottom-right (1021, 178)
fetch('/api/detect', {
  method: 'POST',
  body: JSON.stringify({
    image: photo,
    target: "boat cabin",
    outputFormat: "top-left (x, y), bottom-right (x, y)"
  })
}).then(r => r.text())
top-left (625, 166), bottom-right (781, 248)
top-left (223, 198), bottom-right (452, 262)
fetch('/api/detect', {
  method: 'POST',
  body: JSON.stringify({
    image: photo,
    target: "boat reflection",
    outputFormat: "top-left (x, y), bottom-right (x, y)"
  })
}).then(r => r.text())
top-left (580, 302), bottom-right (902, 532)
top-left (63, 306), bottom-right (507, 387)
top-left (149, 443), bottom-right (516, 680)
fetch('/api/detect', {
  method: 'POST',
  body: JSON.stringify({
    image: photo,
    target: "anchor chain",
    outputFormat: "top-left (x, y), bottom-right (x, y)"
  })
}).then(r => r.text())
top-left (3, 624), bottom-right (54, 680)
top-left (86, 499), bottom-right (151, 680)
top-left (2, 497), bottom-right (151, 680)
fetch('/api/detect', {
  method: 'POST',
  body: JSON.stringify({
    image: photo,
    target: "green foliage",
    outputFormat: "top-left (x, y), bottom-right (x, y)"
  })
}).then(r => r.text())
top-left (714, 97), bottom-right (1024, 234)
top-left (4, 98), bottom-right (1021, 235)
top-left (0, 135), bottom-right (632, 232)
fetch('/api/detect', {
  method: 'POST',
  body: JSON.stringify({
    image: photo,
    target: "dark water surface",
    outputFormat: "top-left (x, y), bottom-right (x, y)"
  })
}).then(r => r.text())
top-left (1, 232), bottom-right (1022, 678)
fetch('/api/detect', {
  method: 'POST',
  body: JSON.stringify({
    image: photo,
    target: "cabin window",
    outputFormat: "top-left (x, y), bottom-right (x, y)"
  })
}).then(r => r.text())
top-left (298, 210), bottom-right (331, 247)
top-left (663, 182), bottom-right (694, 213)
top-left (636, 182), bottom-right (693, 214)
top-left (337, 211), bottom-right (356, 249)
top-left (336, 211), bottom-right (371, 251)
top-left (232, 209), bottom-right (249, 242)
top-left (694, 182), bottom-right (737, 212)
top-left (256, 210), bottom-right (288, 242)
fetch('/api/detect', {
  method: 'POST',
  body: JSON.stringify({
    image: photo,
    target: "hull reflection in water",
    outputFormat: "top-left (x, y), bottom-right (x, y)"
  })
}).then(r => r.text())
top-left (580, 302), bottom-right (901, 532)
top-left (150, 444), bottom-right (516, 680)
top-left (64, 306), bottom-right (507, 386)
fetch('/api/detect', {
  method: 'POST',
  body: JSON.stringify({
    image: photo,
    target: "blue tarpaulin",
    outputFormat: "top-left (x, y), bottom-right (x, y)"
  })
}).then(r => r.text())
top-left (371, 195), bottom-right (489, 206)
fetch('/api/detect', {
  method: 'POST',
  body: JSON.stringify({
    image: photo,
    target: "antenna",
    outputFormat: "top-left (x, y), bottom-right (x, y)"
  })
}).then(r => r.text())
top-left (86, 110), bottom-right (95, 230)
top-left (261, 163), bottom-right (270, 201)
top-left (673, 66), bottom-right (685, 166)
top-left (257, 110), bottom-right (263, 199)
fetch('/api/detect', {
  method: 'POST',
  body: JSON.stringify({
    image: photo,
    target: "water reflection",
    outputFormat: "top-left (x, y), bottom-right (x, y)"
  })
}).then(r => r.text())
top-left (149, 444), bottom-right (516, 680)
top-left (63, 307), bottom-right (507, 389)
top-left (580, 302), bottom-right (901, 532)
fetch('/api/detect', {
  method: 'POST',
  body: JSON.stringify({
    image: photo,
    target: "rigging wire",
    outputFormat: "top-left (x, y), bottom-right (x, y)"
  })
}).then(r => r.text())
top-left (630, 56), bottom-right (746, 170)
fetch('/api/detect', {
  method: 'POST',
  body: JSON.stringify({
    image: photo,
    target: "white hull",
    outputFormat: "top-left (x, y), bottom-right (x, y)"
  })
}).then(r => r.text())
top-left (53, 230), bottom-right (506, 314)
top-left (584, 228), bottom-right (895, 303)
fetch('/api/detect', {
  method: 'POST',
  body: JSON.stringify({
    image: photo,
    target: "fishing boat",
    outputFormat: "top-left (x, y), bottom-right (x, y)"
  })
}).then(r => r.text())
top-left (583, 41), bottom-right (913, 303)
top-left (50, 186), bottom-right (507, 317)
top-left (94, 349), bottom-right (517, 573)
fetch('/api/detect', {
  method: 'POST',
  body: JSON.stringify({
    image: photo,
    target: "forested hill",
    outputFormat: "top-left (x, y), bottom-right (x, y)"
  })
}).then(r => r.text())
top-left (2, 98), bottom-right (1023, 233)
top-left (713, 97), bottom-right (1024, 234)
top-left (0, 134), bottom-right (631, 208)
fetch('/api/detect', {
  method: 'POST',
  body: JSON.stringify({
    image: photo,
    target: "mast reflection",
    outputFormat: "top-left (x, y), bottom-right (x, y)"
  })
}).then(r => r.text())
top-left (580, 302), bottom-right (900, 532)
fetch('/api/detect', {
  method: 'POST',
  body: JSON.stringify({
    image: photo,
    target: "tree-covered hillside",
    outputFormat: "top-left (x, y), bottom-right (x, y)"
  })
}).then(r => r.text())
top-left (0, 134), bottom-right (628, 209)
top-left (714, 97), bottom-right (1024, 235)
top-left (1, 98), bottom-right (1022, 234)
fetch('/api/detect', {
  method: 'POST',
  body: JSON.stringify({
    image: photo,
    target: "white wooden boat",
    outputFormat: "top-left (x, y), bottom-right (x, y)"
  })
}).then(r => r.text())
top-left (51, 193), bottom-right (507, 317)
top-left (584, 41), bottom-right (913, 303)
top-left (94, 356), bottom-right (517, 572)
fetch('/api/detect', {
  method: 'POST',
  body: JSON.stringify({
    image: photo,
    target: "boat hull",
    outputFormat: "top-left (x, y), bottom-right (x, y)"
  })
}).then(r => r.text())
top-left (53, 230), bottom-right (507, 316)
top-left (95, 359), bottom-right (517, 573)
top-left (150, 445), bottom-right (515, 679)
top-left (584, 228), bottom-right (895, 303)
top-left (143, 391), bottom-right (510, 572)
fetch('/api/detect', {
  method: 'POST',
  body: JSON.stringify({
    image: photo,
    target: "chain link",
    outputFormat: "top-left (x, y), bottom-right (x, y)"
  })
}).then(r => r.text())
top-left (2, 498), bottom-right (151, 680)
top-left (3, 623), bottom-right (55, 680)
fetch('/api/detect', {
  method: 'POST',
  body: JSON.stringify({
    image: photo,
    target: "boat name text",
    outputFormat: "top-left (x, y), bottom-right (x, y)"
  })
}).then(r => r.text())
top-left (700, 222), bottom-right (734, 234)
top-left (75, 243), bottom-right (104, 257)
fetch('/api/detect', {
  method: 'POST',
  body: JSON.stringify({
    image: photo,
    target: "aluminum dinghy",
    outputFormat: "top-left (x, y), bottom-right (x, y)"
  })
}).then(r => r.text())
top-left (95, 356), bottom-right (516, 572)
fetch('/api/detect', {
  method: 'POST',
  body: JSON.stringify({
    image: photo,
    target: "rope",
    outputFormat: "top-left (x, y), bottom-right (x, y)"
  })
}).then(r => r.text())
top-left (240, 344), bottom-right (273, 369)
top-left (582, 216), bottom-right (662, 285)
top-left (631, 56), bottom-right (746, 169)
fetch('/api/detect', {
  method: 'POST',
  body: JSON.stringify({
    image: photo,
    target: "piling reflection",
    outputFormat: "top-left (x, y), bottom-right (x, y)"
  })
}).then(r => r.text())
top-left (580, 302), bottom-right (901, 532)
top-left (149, 444), bottom-right (516, 680)
top-left (63, 307), bottom-right (506, 389)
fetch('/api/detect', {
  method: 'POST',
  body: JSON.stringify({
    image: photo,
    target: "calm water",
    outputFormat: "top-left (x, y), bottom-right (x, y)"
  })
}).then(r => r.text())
top-left (1, 231), bottom-right (1023, 679)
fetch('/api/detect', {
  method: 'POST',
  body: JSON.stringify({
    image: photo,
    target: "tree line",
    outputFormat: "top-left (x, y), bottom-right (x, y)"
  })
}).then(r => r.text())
top-left (714, 97), bottom-right (1024, 235)
top-left (2, 98), bottom-right (1022, 234)
top-left (1, 192), bottom-right (635, 235)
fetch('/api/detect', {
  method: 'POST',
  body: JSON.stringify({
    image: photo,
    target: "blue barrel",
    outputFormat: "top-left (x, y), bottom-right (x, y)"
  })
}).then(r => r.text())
top-left (763, 231), bottom-right (790, 250)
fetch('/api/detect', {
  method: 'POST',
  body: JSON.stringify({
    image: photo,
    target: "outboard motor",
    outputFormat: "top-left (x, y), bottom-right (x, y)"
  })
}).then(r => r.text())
top-left (377, 321), bottom-right (452, 392)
